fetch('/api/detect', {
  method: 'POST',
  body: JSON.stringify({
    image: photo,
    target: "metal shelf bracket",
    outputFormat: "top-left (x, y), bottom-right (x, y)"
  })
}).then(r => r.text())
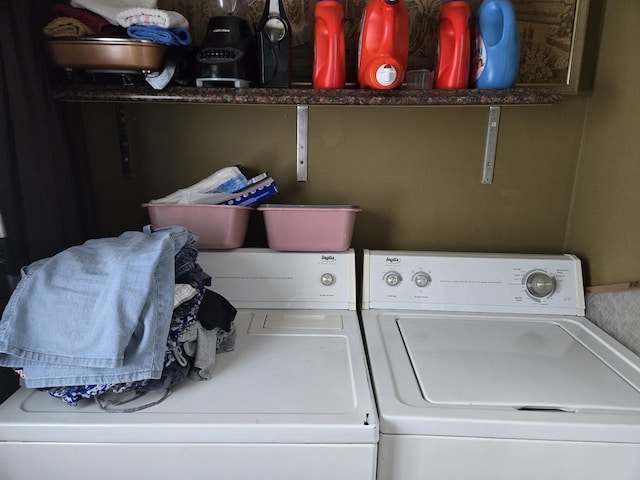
top-left (116, 104), bottom-right (134, 177)
top-left (481, 106), bottom-right (501, 184)
top-left (297, 104), bottom-right (309, 182)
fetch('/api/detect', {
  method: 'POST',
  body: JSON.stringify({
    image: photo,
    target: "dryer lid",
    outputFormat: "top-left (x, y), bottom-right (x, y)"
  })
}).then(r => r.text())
top-left (399, 316), bottom-right (640, 412)
top-left (0, 313), bottom-right (378, 445)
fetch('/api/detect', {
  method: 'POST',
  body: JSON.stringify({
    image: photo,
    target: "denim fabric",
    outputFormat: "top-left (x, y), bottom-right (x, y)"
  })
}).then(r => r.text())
top-left (0, 226), bottom-right (196, 388)
top-left (38, 282), bottom-right (204, 405)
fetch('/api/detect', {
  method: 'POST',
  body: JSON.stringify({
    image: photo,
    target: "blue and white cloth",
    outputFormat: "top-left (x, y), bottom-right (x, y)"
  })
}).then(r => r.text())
top-left (0, 226), bottom-right (196, 388)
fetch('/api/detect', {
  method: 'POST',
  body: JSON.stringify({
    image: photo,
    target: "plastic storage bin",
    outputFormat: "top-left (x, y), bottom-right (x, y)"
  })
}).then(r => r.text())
top-left (258, 205), bottom-right (360, 251)
top-left (143, 203), bottom-right (252, 250)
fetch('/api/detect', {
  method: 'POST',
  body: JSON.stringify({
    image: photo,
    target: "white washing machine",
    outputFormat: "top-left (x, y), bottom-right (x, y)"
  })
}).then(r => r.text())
top-left (0, 248), bottom-right (378, 480)
top-left (361, 250), bottom-right (640, 480)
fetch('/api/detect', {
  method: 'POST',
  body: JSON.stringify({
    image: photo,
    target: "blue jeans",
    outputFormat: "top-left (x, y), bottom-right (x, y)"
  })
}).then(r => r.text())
top-left (0, 226), bottom-right (196, 388)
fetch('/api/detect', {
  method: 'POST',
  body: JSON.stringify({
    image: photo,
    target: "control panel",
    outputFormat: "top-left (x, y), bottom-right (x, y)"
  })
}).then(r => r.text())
top-left (197, 248), bottom-right (356, 310)
top-left (363, 250), bottom-right (585, 315)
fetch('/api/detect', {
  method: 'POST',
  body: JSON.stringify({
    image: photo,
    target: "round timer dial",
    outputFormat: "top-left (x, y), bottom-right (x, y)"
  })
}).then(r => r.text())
top-left (525, 271), bottom-right (557, 298)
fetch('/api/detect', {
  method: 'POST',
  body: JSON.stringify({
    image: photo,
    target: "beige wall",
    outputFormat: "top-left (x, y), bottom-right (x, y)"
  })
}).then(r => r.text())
top-left (565, 0), bottom-right (640, 286)
top-left (83, 98), bottom-right (586, 252)
top-left (82, 1), bottom-right (637, 287)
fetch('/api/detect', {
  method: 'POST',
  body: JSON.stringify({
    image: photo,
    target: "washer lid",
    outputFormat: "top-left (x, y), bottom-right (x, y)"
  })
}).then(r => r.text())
top-left (399, 316), bottom-right (640, 412)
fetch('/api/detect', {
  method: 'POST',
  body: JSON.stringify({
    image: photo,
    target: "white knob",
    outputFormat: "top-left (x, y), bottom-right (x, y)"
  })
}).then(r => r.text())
top-left (321, 273), bottom-right (335, 286)
top-left (413, 272), bottom-right (431, 288)
top-left (526, 272), bottom-right (556, 298)
top-left (384, 271), bottom-right (402, 287)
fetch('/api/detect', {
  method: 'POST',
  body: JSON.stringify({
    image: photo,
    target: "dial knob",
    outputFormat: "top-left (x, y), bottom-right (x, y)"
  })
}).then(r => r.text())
top-left (321, 273), bottom-right (335, 286)
top-left (526, 272), bottom-right (556, 298)
top-left (413, 272), bottom-right (431, 288)
top-left (384, 271), bottom-right (402, 287)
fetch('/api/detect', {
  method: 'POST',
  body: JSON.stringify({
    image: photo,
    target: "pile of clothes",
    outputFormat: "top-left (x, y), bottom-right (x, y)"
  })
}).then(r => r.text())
top-left (42, 0), bottom-right (192, 46)
top-left (0, 226), bottom-right (236, 410)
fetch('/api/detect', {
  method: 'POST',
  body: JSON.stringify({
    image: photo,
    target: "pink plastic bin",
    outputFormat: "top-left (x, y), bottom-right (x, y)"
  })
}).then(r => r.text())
top-left (257, 204), bottom-right (361, 252)
top-left (143, 203), bottom-right (252, 250)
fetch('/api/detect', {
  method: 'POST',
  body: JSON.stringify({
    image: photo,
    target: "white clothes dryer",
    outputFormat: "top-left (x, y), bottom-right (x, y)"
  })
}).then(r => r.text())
top-left (0, 249), bottom-right (378, 480)
top-left (361, 250), bottom-right (640, 480)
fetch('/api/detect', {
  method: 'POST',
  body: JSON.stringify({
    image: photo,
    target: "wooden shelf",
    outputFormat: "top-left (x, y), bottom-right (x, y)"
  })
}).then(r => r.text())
top-left (52, 84), bottom-right (562, 106)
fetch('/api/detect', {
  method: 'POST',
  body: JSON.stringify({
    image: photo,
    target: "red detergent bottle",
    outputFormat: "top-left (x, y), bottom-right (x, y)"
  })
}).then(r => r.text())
top-left (434, 0), bottom-right (471, 89)
top-left (313, 0), bottom-right (346, 89)
top-left (357, 0), bottom-right (409, 90)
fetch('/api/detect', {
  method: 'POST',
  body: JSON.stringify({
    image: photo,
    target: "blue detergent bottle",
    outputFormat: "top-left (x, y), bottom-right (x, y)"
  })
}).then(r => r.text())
top-left (470, 0), bottom-right (520, 89)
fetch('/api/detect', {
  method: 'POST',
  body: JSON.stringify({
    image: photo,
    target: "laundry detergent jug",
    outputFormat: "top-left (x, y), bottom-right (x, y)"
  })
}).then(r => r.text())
top-left (433, 0), bottom-right (471, 89)
top-left (313, 0), bottom-right (346, 89)
top-left (357, 0), bottom-right (409, 90)
top-left (470, 0), bottom-right (520, 89)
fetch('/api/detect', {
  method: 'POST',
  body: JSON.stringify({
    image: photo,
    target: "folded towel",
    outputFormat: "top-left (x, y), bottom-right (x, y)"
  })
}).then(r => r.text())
top-left (127, 25), bottom-right (191, 46)
top-left (71, 0), bottom-right (157, 26)
top-left (43, 17), bottom-right (94, 37)
top-left (51, 4), bottom-right (122, 35)
top-left (116, 7), bottom-right (189, 29)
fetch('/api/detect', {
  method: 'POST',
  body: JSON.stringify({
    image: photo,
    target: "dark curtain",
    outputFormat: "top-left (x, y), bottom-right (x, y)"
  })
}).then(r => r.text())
top-left (0, 0), bottom-right (98, 401)
top-left (0, 0), bottom-right (97, 276)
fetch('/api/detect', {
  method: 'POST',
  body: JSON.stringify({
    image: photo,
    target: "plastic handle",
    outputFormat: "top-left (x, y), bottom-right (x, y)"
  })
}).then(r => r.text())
top-left (313, 2), bottom-right (345, 88)
top-left (381, 4), bottom-right (397, 55)
top-left (481, 2), bottom-right (506, 47)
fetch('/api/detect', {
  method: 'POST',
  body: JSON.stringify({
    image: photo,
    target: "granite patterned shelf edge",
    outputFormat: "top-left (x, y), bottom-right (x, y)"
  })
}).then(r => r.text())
top-left (52, 84), bottom-right (562, 106)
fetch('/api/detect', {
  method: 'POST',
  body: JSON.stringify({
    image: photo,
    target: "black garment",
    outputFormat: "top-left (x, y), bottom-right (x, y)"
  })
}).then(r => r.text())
top-left (197, 289), bottom-right (237, 331)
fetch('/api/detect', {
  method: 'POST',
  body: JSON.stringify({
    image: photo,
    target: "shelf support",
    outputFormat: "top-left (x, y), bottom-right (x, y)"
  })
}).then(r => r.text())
top-left (116, 104), bottom-right (134, 177)
top-left (481, 105), bottom-right (501, 184)
top-left (297, 104), bottom-right (308, 182)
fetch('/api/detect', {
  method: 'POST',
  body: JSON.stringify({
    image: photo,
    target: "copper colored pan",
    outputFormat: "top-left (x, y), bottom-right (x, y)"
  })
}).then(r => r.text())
top-left (45, 37), bottom-right (168, 72)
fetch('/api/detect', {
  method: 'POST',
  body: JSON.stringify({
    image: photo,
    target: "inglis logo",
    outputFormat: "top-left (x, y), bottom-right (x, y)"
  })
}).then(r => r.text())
top-left (321, 255), bottom-right (336, 262)
top-left (385, 256), bottom-right (400, 264)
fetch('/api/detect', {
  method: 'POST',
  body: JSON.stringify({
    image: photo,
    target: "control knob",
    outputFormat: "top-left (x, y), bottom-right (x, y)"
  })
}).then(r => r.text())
top-left (383, 271), bottom-right (402, 287)
top-left (412, 272), bottom-right (431, 288)
top-left (525, 271), bottom-right (556, 298)
top-left (321, 273), bottom-right (335, 286)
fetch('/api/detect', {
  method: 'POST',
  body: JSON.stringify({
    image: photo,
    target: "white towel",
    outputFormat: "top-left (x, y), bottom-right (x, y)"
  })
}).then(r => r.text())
top-left (70, 0), bottom-right (157, 25)
top-left (150, 166), bottom-right (247, 205)
top-left (116, 7), bottom-right (189, 29)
